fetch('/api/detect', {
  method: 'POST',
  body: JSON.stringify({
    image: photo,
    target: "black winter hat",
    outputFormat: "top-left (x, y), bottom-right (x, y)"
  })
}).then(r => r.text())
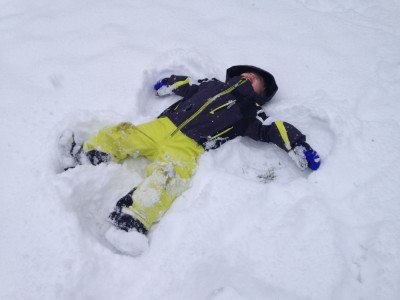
top-left (226, 65), bottom-right (278, 103)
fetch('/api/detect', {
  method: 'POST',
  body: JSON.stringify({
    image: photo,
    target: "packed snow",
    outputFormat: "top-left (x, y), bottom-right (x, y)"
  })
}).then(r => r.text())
top-left (1, 0), bottom-right (400, 299)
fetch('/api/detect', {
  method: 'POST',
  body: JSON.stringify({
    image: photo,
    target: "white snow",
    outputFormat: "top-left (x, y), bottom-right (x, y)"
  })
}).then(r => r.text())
top-left (1, 0), bottom-right (400, 299)
top-left (105, 226), bottom-right (149, 256)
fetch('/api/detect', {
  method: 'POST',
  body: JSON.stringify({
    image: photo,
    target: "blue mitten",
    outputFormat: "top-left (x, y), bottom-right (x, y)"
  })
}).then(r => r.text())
top-left (154, 78), bottom-right (172, 96)
top-left (154, 79), bottom-right (168, 91)
top-left (289, 142), bottom-right (321, 171)
top-left (304, 149), bottom-right (321, 170)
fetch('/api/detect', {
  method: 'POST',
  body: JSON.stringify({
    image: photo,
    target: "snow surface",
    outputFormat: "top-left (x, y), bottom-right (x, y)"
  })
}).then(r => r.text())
top-left (1, 0), bottom-right (400, 299)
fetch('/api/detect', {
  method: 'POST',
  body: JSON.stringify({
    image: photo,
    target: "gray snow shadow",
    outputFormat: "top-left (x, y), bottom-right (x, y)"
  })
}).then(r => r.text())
top-left (296, 0), bottom-right (351, 12)
top-left (307, 114), bottom-right (335, 158)
top-left (199, 260), bottom-right (309, 300)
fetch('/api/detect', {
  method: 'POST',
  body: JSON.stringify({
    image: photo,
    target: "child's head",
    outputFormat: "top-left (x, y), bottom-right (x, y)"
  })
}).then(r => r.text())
top-left (226, 65), bottom-right (278, 104)
top-left (240, 72), bottom-right (265, 95)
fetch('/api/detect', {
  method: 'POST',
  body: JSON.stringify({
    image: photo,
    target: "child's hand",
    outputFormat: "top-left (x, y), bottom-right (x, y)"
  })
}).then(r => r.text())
top-left (154, 78), bottom-right (172, 96)
top-left (289, 142), bottom-right (321, 171)
top-left (304, 149), bottom-right (321, 170)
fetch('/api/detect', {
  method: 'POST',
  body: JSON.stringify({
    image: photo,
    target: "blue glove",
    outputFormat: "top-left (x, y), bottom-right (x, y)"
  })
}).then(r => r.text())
top-left (154, 78), bottom-right (173, 96)
top-left (289, 141), bottom-right (321, 171)
top-left (304, 149), bottom-right (321, 170)
top-left (154, 78), bottom-right (168, 91)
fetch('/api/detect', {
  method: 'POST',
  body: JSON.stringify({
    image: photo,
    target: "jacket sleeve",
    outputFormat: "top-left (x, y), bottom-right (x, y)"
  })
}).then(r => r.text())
top-left (164, 75), bottom-right (200, 98)
top-left (243, 109), bottom-right (306, 152)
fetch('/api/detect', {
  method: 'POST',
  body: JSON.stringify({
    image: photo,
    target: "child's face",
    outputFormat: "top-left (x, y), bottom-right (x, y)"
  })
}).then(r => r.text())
top-left (241, 72), bottom-right (265, 95)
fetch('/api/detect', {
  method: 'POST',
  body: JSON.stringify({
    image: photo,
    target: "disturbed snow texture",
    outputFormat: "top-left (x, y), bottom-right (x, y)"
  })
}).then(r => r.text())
top-left (1, 0), bottom-right (400, 299)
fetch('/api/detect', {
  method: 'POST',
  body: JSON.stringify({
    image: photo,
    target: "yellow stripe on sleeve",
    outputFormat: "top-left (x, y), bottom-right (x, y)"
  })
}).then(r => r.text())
top-left (275, 121), bottom-right (291, 150)
top-left (173, 77), bottom-right (190, 89)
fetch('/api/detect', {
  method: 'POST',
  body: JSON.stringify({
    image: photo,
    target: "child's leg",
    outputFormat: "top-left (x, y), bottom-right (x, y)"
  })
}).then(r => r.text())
top-left (110, 151), bottom-right (201, 232)
top-left (109, 160), bottom-right (192, 232)
top-left (83, 122), bottom-right (158, 163)
top-left (124, 161), bottom-right (192, 229)
top-left (107, 117), bottom-right (204, 232)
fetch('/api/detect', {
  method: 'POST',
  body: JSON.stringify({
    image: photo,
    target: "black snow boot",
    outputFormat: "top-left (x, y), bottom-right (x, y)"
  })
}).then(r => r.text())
top-left (108, 188), bottom-right (148, 235)
top-left (61, 132), bottom-right (111, 171)
top-left (85, 149), bottom-right (111, 166)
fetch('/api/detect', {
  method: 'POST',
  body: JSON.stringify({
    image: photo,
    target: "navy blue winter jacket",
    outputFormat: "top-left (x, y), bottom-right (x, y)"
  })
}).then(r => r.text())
top-left (159, 70), bottom-right (306, 152)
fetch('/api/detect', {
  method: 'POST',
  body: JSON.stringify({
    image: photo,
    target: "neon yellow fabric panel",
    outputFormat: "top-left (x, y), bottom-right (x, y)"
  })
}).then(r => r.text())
top-left (84, 117), bottom-right (204, 229)
top-left (275, 121), bottom-right (291, 150)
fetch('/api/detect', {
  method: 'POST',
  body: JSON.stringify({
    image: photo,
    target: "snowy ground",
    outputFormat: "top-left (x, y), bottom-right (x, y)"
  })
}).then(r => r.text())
top-left (1, 0), bottom-right (400, 299)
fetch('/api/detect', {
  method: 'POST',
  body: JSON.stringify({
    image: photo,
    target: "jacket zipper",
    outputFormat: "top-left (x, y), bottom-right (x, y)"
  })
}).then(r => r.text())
top-left (171, 78), bottom-right (247, 136)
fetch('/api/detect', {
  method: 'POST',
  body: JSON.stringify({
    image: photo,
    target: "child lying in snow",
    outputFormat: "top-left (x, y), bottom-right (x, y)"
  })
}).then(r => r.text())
top-left (61, 65), bottom-right (321, 255)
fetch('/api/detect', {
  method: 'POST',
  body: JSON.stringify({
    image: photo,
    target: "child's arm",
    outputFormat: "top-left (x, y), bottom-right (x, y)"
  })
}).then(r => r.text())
top-left (154, 75), bottom-right (200, 98)
top-left (243, 109), bottom-right (321, 170)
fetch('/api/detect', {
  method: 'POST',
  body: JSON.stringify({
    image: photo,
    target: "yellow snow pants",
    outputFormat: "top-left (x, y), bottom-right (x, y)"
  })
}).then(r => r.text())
top-left (83, 117), bottom-right (204, 230)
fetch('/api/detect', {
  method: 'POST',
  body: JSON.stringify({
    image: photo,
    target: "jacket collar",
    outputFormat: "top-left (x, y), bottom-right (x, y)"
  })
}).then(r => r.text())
top-left (226, 76), bottom-right (266, 105)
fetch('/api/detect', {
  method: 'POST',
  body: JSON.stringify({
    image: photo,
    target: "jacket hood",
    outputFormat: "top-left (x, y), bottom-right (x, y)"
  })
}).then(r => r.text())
top-left (226, 65), bottom-right (278, 104)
